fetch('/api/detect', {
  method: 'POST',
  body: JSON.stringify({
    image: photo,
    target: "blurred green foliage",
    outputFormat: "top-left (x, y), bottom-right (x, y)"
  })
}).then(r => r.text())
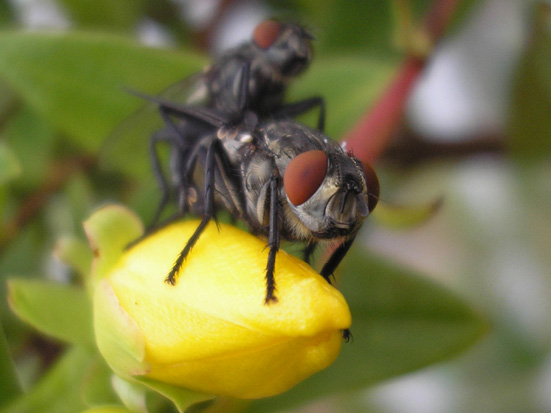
top-left (0, 0), bottom-right (548, 412)
top-left (509, 7), bottom-right (551, 160)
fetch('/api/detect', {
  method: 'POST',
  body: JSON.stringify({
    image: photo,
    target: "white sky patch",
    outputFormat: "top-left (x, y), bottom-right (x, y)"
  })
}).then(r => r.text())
top-left (137, 18), bottom-right (177, 48)
top-left (366, 371), bottom-right (459, 413)
top-left (210, 1), bottom-right (270, 53)
top-left (487, 244), bottom-right (551, 345)
top-left (534, 355), bottom-right (551, 411)
top-left (452, 157), bottom-right (519, 239)
top-left (171, 0), bottom-right (222, 29)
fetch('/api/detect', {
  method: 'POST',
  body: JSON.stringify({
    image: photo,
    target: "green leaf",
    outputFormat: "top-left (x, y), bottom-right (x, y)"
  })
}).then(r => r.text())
top-left (0, 141), bottom-right (21, 186)
top-left (446, 0), bottom-right (479, 36)
top-left (60, 0), bottom-right (145, 31)
top-left (0, 346), bottom-right (94, 413)
top-left (508, 8), bottom-right (551, 160)
top-left (0, 320), bottom-right (22, 408)
top-left (0, 0), bottom-right (14, 27)
top-left (7, 279), bottom-right (94, 346)
top-left (373, 197), bottom-right (443, 229)
top-left (289, 55), bottom-right (395, 139)
top-left (248, 249), bottom-right (488, 412)
top-left (0, 31), bottom-right (206, 152)
top-left (2, 106), bottom-right (57, 190)
top-left (81, 407), bottom-right (132, 413)
top-left (295, 0), bottom-right (438, 56)
top-left (80, 356), bottom-right (120, 408)
top-left (296, 0), bottom-right (396, 55)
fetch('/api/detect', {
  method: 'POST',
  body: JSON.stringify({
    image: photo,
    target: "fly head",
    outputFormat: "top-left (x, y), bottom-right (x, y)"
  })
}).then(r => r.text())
top-left (283, 146), bottom-right (379, 241)
top-left (252, 20), bottom-right (314, 78)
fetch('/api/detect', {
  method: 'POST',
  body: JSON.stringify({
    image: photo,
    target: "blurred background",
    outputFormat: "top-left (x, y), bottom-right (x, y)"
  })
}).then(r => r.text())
top-left (0, 0), bottom-right (550, 412)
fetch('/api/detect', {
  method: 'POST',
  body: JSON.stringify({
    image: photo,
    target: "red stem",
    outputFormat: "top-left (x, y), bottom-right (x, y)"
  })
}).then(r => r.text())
top-left (343, 57), bottom-right (424, 164)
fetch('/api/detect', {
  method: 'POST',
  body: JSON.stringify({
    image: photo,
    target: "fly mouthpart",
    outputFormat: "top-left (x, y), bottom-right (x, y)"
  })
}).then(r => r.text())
top-left (333, 220), bottom-right (354, 230)
top-left (329, 188), bottom-right (366, 229)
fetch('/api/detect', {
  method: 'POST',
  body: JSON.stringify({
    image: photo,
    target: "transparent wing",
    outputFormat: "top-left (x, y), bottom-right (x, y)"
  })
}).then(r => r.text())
top-left (98, 71), bottom-right (209, 180)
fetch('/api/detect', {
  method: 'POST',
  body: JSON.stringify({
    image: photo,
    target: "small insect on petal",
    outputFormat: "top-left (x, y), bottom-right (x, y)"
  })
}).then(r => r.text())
top-left (284, 150), bottom-right (328, 206)
top-left (253, 20), bottom-right (281, 49)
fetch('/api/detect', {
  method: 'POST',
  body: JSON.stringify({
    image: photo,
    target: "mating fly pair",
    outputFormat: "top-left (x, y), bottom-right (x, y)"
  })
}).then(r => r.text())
top-left (133, 20), bottom-right (380, 304)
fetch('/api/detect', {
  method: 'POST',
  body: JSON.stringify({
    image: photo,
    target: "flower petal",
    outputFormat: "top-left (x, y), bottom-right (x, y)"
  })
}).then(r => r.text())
top-left (93, 210), bottom-right (350, 399)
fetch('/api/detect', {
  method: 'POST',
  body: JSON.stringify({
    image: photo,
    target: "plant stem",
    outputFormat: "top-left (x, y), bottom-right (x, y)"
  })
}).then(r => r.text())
top-left (382, 132), bottom-right (504, 167)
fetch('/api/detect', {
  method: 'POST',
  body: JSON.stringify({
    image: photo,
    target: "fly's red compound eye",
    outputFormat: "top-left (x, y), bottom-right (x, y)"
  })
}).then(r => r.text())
top-left (253, 20), bottom-right (281, 49)
top-left (362, 162), bottom-right (380, 212)
top-left (284, 150), bottom-right (328, 206)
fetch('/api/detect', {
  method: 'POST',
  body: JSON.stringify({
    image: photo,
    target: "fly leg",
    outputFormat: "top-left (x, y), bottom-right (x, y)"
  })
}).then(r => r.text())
top-left (320, 236), bottom-right (356, 284)
top-left (264, 173), bottom-right (281, 304)
top-left (165, 137), bottom-right (220, 285)
top-left (320, 236), bottom-right (356, 341)
top-left (148, 129), bottom-right (181, 227)
top-left (125, 130), bottom-right (183, 249)
top-left (237, 61), bottom-right (251, 114)
top-left (128, 139), bottom-right (195, 250)
top-left (302, 241), bottom-right (317, 265)
top-left (273, 96), bottom-right (326, 131)
top-left (149, 93), bottom-right (212, 227)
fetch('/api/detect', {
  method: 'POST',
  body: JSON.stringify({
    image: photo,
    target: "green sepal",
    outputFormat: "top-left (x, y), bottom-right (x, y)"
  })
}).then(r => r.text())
top-left (135, 377), bottom-right (214, 413)
top-left (83, 205), bottom-right (143, 282)
top-left (111, 375), bottom-right (148, 413)
top-left (93, 279), bottom-right (150, 378)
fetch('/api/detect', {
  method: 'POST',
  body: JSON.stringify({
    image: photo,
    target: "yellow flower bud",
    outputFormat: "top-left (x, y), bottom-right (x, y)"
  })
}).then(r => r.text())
top-left (88, 206), bottom-right (351, 400)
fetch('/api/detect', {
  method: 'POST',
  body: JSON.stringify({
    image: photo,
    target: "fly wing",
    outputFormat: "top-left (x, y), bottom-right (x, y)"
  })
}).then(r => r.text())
top-left (98, 72), bottom-right (209, 180)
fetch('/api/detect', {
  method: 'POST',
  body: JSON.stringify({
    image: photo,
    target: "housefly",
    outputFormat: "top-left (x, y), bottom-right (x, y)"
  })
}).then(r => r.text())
top-left (102, 19), bottom-right (326, 225)
top-left (193, 19), bottom-right (324, 125)
top-left (136, 85), bottom-right (380, 305)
